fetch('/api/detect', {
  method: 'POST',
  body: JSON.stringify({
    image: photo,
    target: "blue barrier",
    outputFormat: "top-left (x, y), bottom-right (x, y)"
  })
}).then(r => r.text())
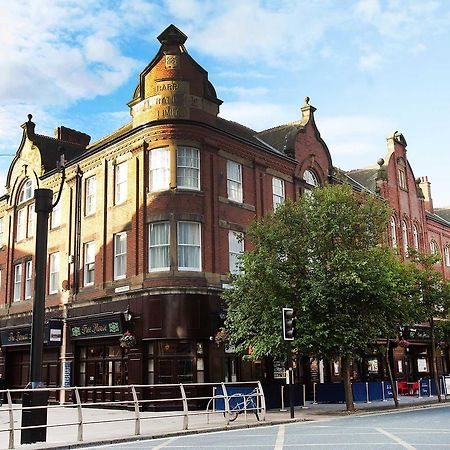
top-left (368, 381), bottom-right (383, 401)
top-left (315, 381), bottom-right (394, 403)
top-left (316, 382), bottom-right (345, 403)
top-left (352, 382), bottom-right (367, 402)
top-left (214, 386), bottom-right (257, 411)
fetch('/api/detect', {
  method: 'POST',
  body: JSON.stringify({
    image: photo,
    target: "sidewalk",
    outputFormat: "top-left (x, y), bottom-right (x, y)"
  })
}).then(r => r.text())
top-left (0, 395), bottom-right (447, 449)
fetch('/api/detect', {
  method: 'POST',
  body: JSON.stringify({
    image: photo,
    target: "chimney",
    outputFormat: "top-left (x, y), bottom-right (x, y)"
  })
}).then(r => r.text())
top-left (419, 176), bottom-right (433, 212)
top-left (54, 126), bottom-right (91, 148)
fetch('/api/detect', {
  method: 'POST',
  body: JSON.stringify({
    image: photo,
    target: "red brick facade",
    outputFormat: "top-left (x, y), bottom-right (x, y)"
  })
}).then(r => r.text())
top-left (0, 25), bottom-right (448, 393)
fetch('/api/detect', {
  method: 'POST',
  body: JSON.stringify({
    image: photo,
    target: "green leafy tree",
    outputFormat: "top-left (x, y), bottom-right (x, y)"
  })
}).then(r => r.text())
top-left (223, 184), bottom-right (417, 411)
top-left (410, 250), bottom-right (450, 402)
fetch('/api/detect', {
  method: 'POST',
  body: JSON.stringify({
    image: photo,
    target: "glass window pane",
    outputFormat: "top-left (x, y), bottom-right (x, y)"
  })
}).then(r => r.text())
top-left (149, 222), bottom-right (170, 271)
top-left (150, 147), bottom-right (170, 191)
top-left (177, 147), bottom-right (199, 189)
top-left (178, 222), bottom-right (201, 270)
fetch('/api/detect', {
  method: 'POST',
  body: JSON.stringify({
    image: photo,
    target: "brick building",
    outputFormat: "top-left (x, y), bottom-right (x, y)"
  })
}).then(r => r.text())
top-left (0, 25), bottom-right (449, 394)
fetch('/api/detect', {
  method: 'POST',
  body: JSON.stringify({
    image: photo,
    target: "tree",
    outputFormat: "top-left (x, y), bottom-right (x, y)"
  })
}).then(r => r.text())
top-left (223, 184), bottom-right (417, 411)
top-left (410, 250), bottom-right (450, 402)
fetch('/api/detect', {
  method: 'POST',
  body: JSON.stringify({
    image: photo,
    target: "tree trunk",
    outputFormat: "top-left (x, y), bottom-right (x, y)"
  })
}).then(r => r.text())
top-left (385, 339), bottom-right (399, 408)
top-left (430, 318), bottom-right (442, 402)
top-left (342, 355), bottom-right (355, 412)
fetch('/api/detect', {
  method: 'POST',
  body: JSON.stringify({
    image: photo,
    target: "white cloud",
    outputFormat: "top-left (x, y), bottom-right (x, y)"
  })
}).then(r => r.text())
top-left (358, 52), bottom-right (382, 71)
top-left (317, 115), bottom-right (393, 169)
top-left (220, 101), bottom-right (297, 131)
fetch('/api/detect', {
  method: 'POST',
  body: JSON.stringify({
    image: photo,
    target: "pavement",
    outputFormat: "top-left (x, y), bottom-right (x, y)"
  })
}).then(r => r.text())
top-left (0, 394), bottom-right (446, 450)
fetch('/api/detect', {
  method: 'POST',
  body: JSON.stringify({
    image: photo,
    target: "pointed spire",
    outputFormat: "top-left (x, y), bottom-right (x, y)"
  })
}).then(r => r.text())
top-left (157, 24), bottom-right (187, 46)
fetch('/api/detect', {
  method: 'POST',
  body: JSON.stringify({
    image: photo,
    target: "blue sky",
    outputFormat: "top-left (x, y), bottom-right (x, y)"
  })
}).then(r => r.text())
top-left (1, 0), bottom-right (450, 206)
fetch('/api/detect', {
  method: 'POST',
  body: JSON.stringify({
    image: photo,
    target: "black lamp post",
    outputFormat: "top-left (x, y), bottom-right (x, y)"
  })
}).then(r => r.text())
top-left (21, 151), bottom-right (65, 445)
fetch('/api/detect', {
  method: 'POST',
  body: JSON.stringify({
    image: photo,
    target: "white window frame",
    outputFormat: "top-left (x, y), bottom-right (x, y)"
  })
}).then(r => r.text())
top-left (413, 224), bottom-right (419, 250)
top-left (27, 203), bottom-right (34, 237)
top-left (16, 208), bottom-right (26, 242)
top-left (85, 175), bottom-right (96, 216)
top-left (430, 240), bottom-right (438, 255)
top-left (115, 161), bottom-right (128, 205)
top-left (51, 193), bottom-right (61, 229)
top-left (19, 179), bottom-right (34, 204)
top-left (177, 222), bottom-right (201, 271)
top-left (148, 222), bottom-right (170, 272)
top-left (227, 160), bottom-right (243, 203)
top-left (402, 220), bottom-right (408, 257)
top-left (272, 177), bottom-right (285, 208)
top-left (49, 252), bottom-right (60, 294)
top-left (149, 147), bottom-right (170, 192)
top-left (114, 232), bottom-right (127, 280)
top-left (445, 246), bottom-right (450, 267)
top-left (177, 147), bottom-right (200, 190)
top-left (229, 231), bottom-right (244, 275)
top-left (25, 260), bottom-right (32, 299)
top-left (84, 241), bottom-right (95, 286)
top-left (0, 217), bottom-right (4, 247)
top-left (303, 169), bottom-right (319, 187)
top-left (13, 264), bottom-right (22, 302)
top-left (390, 217), bottom-right (397, 249)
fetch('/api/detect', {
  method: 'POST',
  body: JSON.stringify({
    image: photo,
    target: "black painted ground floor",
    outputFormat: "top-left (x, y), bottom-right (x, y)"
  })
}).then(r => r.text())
top-left (0, 293), bottom-right (446, 402)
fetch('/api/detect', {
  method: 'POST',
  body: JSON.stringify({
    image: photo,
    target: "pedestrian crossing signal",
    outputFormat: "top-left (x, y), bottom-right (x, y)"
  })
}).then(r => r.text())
top-left (282, 307), bottom-right (295, 341)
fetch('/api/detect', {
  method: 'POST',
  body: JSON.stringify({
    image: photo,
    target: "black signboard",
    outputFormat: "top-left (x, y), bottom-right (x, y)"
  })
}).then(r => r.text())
top-left (69, 316), bottom-right (123, 340)
top-left (0, 320), bottom-right (63, 347)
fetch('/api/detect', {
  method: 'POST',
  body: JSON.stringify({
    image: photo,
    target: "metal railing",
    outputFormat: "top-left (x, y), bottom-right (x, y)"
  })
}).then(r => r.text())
top-left (0, 381), bottom-right (265, 449)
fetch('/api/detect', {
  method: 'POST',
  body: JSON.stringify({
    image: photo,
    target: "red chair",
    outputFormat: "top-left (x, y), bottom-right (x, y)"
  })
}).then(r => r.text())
top-left (397, 381), bottom-right (409, 395)
top-left (410, 381), bottom-right (419, 395)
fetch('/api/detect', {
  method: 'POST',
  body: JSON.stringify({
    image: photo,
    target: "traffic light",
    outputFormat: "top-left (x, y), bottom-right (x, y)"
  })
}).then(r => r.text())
top-left (282, 307), bottom-right (295, 341)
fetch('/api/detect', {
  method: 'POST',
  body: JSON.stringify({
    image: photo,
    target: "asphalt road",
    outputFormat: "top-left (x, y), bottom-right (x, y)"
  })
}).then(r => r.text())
top-left (85, 405), bottom-right (450, 449)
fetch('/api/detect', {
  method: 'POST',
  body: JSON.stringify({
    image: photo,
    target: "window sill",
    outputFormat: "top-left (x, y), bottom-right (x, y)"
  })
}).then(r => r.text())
top-left (218, 196), bottom-right (255, 212)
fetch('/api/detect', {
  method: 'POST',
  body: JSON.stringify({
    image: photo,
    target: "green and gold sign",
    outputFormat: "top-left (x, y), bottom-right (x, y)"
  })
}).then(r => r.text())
top-left (69, 318), bottom-right (123, 340)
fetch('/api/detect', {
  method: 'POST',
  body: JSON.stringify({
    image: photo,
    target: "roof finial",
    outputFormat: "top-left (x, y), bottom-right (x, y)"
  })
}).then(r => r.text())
top-left (27, 114), bottom-right (33, 122)
top-left (304, 96), bottom-right (310, 105)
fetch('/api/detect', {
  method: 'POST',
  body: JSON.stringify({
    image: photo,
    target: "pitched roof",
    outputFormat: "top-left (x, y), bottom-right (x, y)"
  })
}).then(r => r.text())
top-left (344, 168), bottom-right (379, 193)
top-left (434, 208), bottom-right (450, 224)
top-left (256, 122), bottom-right (304, 156)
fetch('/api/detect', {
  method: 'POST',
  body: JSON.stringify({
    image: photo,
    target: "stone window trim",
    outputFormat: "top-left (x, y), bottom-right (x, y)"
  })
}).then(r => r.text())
top-left (445, 246), bottom-right (450, 267)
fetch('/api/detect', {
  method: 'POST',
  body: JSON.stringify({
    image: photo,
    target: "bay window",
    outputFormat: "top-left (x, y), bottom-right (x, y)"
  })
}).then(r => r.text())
top-left (177, 222), bottom-right (201, 271)
top-left (177, 147), bottom-right (200, 190)
top-left (149, 222), bottom-right (170, 271)
top-left (149, 147), bottom-right (170, 192)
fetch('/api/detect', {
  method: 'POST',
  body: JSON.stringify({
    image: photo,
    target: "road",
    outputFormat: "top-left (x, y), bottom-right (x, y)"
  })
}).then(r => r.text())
top-left (85, 405), bottom-right (450, 449)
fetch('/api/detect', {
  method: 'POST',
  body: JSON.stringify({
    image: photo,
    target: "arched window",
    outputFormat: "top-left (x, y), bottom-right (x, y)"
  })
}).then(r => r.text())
top-left (303, 169), bottom-right (319, 187)
top-left (412, 224), bottom-right (419, 251)
top-left (16, 179), bottom-right (35, 242)
top-left (402, 220), bottom-right (408, 256)
top-left (430, 240), bottom-right (438, 255)
top-left (390, 217), bottom-right (397, 249)
top-left (19, 179), bottom-right (34, 204)
top-left (445, 246), bottom-right (450, 267)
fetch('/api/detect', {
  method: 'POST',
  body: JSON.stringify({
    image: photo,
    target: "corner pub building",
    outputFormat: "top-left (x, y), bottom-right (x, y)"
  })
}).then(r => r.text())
top-left (0, 25), bottom-right (449, 398)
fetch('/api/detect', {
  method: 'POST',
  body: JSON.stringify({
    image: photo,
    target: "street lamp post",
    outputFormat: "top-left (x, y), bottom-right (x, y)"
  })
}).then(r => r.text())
top-left (21, 153), bottom-right (65, 445)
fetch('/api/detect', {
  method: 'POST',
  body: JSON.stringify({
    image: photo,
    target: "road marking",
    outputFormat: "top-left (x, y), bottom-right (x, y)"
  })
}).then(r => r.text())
top-left (274, 424), bottom-right (285, 450)
top-left (151, 437), bottom-right (175, 450)
top-left (376, 427), bottom-right (416, 450)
